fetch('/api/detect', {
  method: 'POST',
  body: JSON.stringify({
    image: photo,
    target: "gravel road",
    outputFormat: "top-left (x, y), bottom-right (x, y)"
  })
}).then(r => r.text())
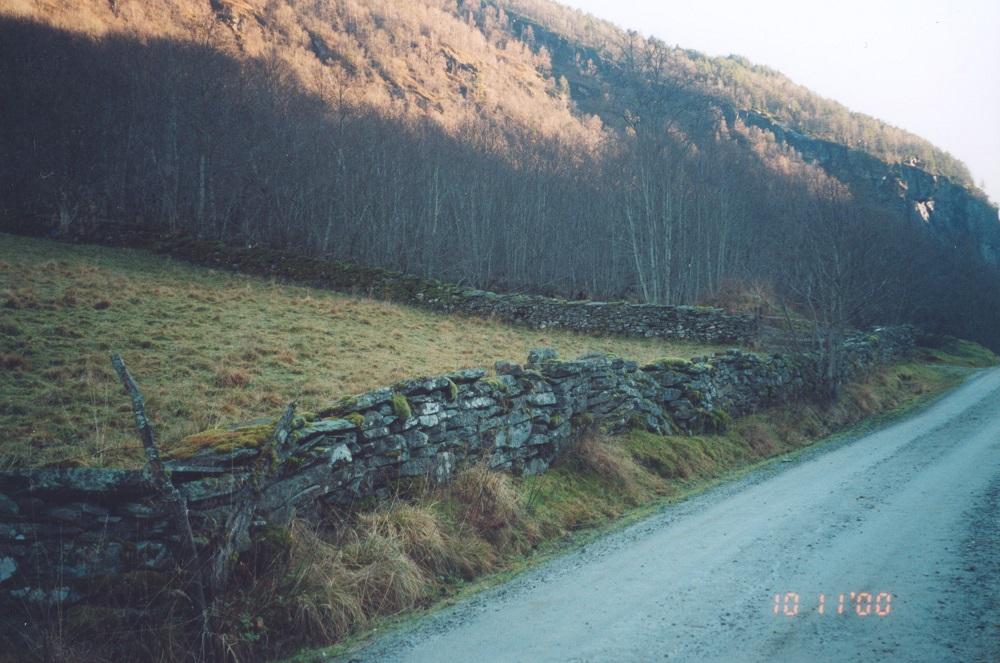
top-left (336, 368), bottom-right (1000, 662)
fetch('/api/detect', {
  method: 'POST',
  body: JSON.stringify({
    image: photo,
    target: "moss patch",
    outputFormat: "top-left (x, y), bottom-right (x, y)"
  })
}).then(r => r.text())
top-left (391, 393), bottom-right (412, 421)
top-left (165, 423), bottom-right (273, 460)
top-left (344, 412), bottom-right (365, 428)
top-left (649, 357), bottom-right (692, 370)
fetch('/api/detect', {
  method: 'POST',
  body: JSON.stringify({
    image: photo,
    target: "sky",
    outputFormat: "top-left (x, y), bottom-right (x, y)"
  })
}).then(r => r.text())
top-left (561, 0), bottom-right (1000, 205)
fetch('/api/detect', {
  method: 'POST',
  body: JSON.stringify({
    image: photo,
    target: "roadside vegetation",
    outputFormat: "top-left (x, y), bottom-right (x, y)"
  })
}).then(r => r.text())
top-left (10, 313), bottom-right (991, 661)
top-left (0, 234), bottom-right (724, 469)
top-left (279, 341), bottom-right (992, 662)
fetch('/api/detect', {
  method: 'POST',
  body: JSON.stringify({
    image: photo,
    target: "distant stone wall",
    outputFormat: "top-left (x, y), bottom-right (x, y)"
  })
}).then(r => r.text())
top-left (0, 326), bottom-right (913, 609)
top-left (446, 291), bottom-right (757, 344)
top-left (14, 226), bottom-right (760, 345)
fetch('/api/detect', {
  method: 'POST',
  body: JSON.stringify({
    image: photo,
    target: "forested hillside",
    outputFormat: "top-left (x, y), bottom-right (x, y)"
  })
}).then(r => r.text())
top-left (2, 0), bottom-right (999, 348)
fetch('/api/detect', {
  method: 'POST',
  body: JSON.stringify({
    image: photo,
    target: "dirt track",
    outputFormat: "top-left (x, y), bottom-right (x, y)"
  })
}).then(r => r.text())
top-left (338, 368), bottom-right (1000, 662)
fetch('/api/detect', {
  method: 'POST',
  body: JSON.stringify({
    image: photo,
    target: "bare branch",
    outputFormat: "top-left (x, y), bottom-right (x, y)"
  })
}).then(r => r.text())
top-left (111, 353), bottom-right (212, 657)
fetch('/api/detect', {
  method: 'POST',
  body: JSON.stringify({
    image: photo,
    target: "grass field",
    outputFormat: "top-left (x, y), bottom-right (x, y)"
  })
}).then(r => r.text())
top-left (0, 234), bottom-right (726, 468)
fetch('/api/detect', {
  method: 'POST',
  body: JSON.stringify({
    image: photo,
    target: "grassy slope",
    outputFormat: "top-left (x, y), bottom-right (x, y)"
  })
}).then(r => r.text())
top-left (0, 234), bottom-right (725, 468)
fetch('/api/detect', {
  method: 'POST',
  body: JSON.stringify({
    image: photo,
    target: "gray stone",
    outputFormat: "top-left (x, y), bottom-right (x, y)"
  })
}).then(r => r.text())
top-left (526, 391), bottom-right (557, 406)
top-left (0, 324), bottom-right (916, 611)
top-left (461, 396), bottom-right (495, 410)
top-left (299, 419), bottom-right (357, 438)
top-left (45, 505), bottom-right (86, 523)
top-left (522, 457), bottom-right (550, 476)
top-left (430, 452), bottom-right (456, 485)
top-left (0, 468), bottom-right (153, 498)
top-left (446, 368), bottom-right (487, 383)
top-left (526, 347), bottom-right (558, 365)
top-left (0, 494), bottom-right (18, 517)
top-left (495, 360), bottom-right (521, 374)
top-left (352, 388), bottom-right (394, 410)
top-left (119, 503), bottom-right (159, 519)
top-left (495, 420), bottom-right (533, 449)
top-left (180, 475), bottom-right (242, 504)
top-left (375, 436), bottom-right (405, 456)
top-left (0, 557), bottom-right (16, 583)
top-left (10, 586), bottom-right (75, 605)
top-left (418, 414), bottom-right (439, 427)
top-left (136, 541), bottom-right (170, 571)
top-left (361, 426), bottom-right (390, 440)
top-left (405, 430), bottom-right (430, 448)
top-left (417, 401), bottom-right (442, 416)
top-left (329, 443), bottom-right (352, 467)
top-left (398, 458), bottom-right (433, 478)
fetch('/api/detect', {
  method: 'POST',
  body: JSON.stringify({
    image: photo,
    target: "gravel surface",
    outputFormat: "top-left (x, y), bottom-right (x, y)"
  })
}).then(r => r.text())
top-left (336, 368), bottom-right (1000, 662)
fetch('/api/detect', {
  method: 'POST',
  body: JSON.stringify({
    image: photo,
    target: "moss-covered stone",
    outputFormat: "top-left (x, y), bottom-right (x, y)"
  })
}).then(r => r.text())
top-left (482, 376), bottom-right (509, 392)
top-left (651, 357), bottom-right (692, 370)
top-left (392, 393), bottom-right (412, 421)
top-left (165, 423), bottom-right (273, 460)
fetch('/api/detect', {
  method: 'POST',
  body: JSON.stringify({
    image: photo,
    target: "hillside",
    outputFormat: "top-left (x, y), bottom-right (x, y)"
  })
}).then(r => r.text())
top-left (3, 0), bottom-right (977, 187)
top-left (1, 0), bottom-right (999, 351)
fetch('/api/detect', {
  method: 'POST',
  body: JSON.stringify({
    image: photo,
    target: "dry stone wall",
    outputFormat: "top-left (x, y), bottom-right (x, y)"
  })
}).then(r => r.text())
top-left (0, 326), bottom-right (914, 609)
top-left (49, 226), bottom-right (760, 345)
top-left (433, 290), bottom-right (758, 344)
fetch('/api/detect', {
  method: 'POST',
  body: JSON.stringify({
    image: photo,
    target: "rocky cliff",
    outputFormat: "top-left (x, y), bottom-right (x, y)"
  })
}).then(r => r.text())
top-left (735, 109), bottom-right (1000, 264)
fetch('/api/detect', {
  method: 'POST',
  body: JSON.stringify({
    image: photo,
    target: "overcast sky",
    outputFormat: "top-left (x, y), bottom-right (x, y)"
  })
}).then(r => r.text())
top-left (560, 0), bottom-right (1000, 205)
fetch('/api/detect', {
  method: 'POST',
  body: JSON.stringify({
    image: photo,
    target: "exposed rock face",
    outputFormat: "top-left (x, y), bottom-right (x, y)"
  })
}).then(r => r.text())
top-left (736, 110), bottom-right (1000, 264)
top-left (0, 326), bottom-right (914, 609)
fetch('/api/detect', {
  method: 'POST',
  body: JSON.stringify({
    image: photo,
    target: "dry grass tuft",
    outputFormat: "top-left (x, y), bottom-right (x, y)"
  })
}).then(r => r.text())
top-left (214, 367), bottom-right (252, 389)
top-left (450, 464), bottom-right (523, 547)
top-left (281, 522), bottom-right (367, 643)
top-left (736, 419), bottom-right (776, 455)
top-left (572, 434), bottom-right (663, 502)
top-left (2, 288), bottom-right (41, 309)
top-left (244, 501), bottom-right (497, 655)
top-left (341, 532), bottom-right (428, 616)
top-left (355, 501), bottom-right (493, 580)
top-left (0, 353), bottom-right (30, 372)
